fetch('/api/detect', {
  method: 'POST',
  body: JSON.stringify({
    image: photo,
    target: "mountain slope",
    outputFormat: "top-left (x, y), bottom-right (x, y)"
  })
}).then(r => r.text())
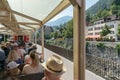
top-left (86, 0), bottom-right (113, 15)
top-left (46, 16), bottom-right (72, 26)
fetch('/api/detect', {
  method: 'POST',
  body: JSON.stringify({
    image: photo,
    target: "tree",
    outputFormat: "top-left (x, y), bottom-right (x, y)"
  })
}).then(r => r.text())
top-left (111, 0), bottom-right (120, 16)
top-left (50, 31), bottom-right (59, 39)
top-left (100, 24), bottom-right (111, 37)
top-left (117, 25), bottom-right (120, 36)
top-left (112, 0), bottom-right (120, 5)
top-left (101, 10), bottom-right (111, 18)
top-left (96, 10), bottom-right (102, 18)
top-left (49, 19), bottom-right (73, 39)
top-left (86, 13), bottom-right (92, 22)
top-left (64, 19), bottom-right (73, 38)
top-left (115, 44), bottom-right (120, 57)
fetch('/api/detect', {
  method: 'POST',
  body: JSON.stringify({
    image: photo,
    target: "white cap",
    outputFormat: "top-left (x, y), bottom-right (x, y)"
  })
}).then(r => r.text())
top-left (13, 43), bottom-right (18, 47)
top-left (7, 61), bottom-right (19, 69)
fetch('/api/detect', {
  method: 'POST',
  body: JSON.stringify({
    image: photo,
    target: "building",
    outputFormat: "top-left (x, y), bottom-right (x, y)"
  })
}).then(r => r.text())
top-left (86, 15), bottom-right (120, 41)
top-left (44, 25), bottom-right (54, 36)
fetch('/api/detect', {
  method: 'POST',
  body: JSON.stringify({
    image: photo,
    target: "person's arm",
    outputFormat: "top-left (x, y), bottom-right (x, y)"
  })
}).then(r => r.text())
top-left (41, 77), bottom-right (47, 80)
top-left (21, 65), bottom-right (28, 74)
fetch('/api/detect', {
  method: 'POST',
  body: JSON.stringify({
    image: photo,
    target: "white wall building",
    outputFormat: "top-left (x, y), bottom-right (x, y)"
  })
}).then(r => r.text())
top-left (86, 15), bottom-right (120, 41)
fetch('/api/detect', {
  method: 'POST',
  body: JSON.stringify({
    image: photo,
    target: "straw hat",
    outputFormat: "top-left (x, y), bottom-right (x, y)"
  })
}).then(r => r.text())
top-left (42, 55), bottom-right (66, 75)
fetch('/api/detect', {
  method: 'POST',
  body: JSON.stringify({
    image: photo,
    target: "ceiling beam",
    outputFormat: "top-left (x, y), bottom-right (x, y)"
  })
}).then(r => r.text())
top-left (20, 28), bottom-right (33, 31)
top-left (42, 0), bottom-right (71, 24)
top-left (18, 29), bottom-right (33, 35)
top-left (0, 21), bottom-right (40, 25)
top-left (2, 0), bottom-right (20, 33)
top-left (11, 10), bottom-right (42, 24)
top-left (20, 24), bottom-right (36, 30)
top-left (2, 24), bottom-right (16, 32)
top-left (0, 27), bottom-right (8, 30)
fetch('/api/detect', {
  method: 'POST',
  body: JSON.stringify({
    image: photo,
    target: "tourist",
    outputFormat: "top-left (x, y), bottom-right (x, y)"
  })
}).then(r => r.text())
top-left (0, 45), bottom-right (5, 70)
top-left (41, 55), bottom-right (66, 80)
top-left (6, 50), bottom-right (22, 64)
top-left (22, 50), bottom-right (44, 74)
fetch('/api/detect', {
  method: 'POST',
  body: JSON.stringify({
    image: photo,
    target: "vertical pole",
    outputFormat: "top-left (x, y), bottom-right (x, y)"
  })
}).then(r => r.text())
top-left (36, 31), bottom-right (38, 44)
top-left (29, 34), bottom-right (31, 42)
top-left (10, 12), bottom-right (11, 21)
top-left (42, 26), bottom-right (44, 58)
top-left (33, 33), bottom-right (35, 43)
top-left (73, 0), bottom-right (85, 80)
top-left (4, 34), bottom-right (5, 42)
top-left (35, 31), bottom-right (37, 44)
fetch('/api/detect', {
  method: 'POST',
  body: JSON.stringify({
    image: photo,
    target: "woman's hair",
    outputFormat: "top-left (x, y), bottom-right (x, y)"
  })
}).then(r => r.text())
top-left (5, 42), bottom-right (10, 47)
top-left (7, 50), bottom-right (19, 62)
top-left (30, 50), bottom-right (39, 66)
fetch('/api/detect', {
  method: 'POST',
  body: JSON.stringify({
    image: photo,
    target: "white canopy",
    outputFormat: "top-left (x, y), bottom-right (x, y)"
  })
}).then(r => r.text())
top-left (0, 0), bottom-right (71, 35)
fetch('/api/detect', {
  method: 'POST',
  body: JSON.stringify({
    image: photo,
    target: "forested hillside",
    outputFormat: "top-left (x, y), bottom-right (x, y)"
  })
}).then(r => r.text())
top-left (86, 0), bottom-right (120, 22)
top-left (86, 0), bottom-right (113, 15)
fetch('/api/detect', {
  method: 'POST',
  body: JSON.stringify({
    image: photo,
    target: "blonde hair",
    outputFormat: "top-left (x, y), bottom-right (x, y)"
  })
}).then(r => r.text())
top-left (30, 50), bottom-right (39, 66)
top-left (7, 50), bottom-right (19, 62)
top-left (5, 42), bottom-right (10, 46)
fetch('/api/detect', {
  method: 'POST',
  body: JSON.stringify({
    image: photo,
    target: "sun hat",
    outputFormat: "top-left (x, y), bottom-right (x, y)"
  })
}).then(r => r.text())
top-left (42, 55), bottom-right (66, 75)
top-left (7, 61), bottom-right (19, 69)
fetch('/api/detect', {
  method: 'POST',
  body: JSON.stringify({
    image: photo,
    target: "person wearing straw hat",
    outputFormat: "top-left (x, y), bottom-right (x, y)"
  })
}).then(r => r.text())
top-left (41, 55), bottom-right (66, 80)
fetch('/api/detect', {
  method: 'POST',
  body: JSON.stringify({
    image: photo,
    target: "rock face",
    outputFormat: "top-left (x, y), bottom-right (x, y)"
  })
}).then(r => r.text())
top-left (86, 42), bottom-right (120, 80)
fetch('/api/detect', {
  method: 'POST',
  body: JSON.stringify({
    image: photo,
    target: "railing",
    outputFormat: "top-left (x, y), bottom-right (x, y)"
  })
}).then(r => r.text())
top-left (44, 44), bottom-right (73, 61)
top-left (43, 43), bottom-right (120, 80)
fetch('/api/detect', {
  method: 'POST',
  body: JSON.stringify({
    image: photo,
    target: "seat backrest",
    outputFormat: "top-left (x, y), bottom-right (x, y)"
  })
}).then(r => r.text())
top-left (18, 63), bottom-right (25, 71)
top-left (17, 72), bottom-right (44, 80)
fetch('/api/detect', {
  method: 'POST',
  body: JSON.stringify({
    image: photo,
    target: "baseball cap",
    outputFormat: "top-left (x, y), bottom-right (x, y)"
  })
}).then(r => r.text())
top-left (7, 61), bottom-right (19, 69)
top-left (13, 43), bottom-right (18, 47)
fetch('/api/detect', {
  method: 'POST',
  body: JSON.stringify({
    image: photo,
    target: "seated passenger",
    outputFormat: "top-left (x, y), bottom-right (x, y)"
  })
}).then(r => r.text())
top-left (6, 50), bottom-right (22, 64)
top-left (5, 61), bottom-right (21, 80)
top-left (13, 43), bottom-right (24, 62)
top-left (28, 45), bottom-right (37, 54)
top-left (7, 61), bottom-right (20, 75)
top-left (41, 55), bottom-right (66, 80)
top-left (27, 42), bottom-right (33, 54)
top-left (24, 54), bottom-right (31, 64)
top-left (0, 46), bottom-right (5, 70)
top-left (3, 42), bottom-right (10, 58)
top-left (22, 50), bottom-right (44, 74)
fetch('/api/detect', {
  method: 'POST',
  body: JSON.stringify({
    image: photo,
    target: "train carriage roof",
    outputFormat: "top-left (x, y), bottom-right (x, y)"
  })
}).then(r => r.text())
top-left (0, 0), bottom-right (71, 35)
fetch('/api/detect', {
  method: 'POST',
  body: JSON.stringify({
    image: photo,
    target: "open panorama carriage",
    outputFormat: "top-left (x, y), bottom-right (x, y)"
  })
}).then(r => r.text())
top-left (0, 0), bottom-right (85, 80)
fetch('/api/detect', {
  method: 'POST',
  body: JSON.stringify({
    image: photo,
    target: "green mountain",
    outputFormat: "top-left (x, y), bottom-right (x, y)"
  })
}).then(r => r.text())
top-left (86, 0), bottom-right (113, 15)
top-left (86, 0), bottom-right (120, 22)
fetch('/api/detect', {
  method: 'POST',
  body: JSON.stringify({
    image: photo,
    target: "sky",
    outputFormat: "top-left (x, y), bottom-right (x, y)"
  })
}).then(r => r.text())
top-left (49, 0), bottom-right (99, 22)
